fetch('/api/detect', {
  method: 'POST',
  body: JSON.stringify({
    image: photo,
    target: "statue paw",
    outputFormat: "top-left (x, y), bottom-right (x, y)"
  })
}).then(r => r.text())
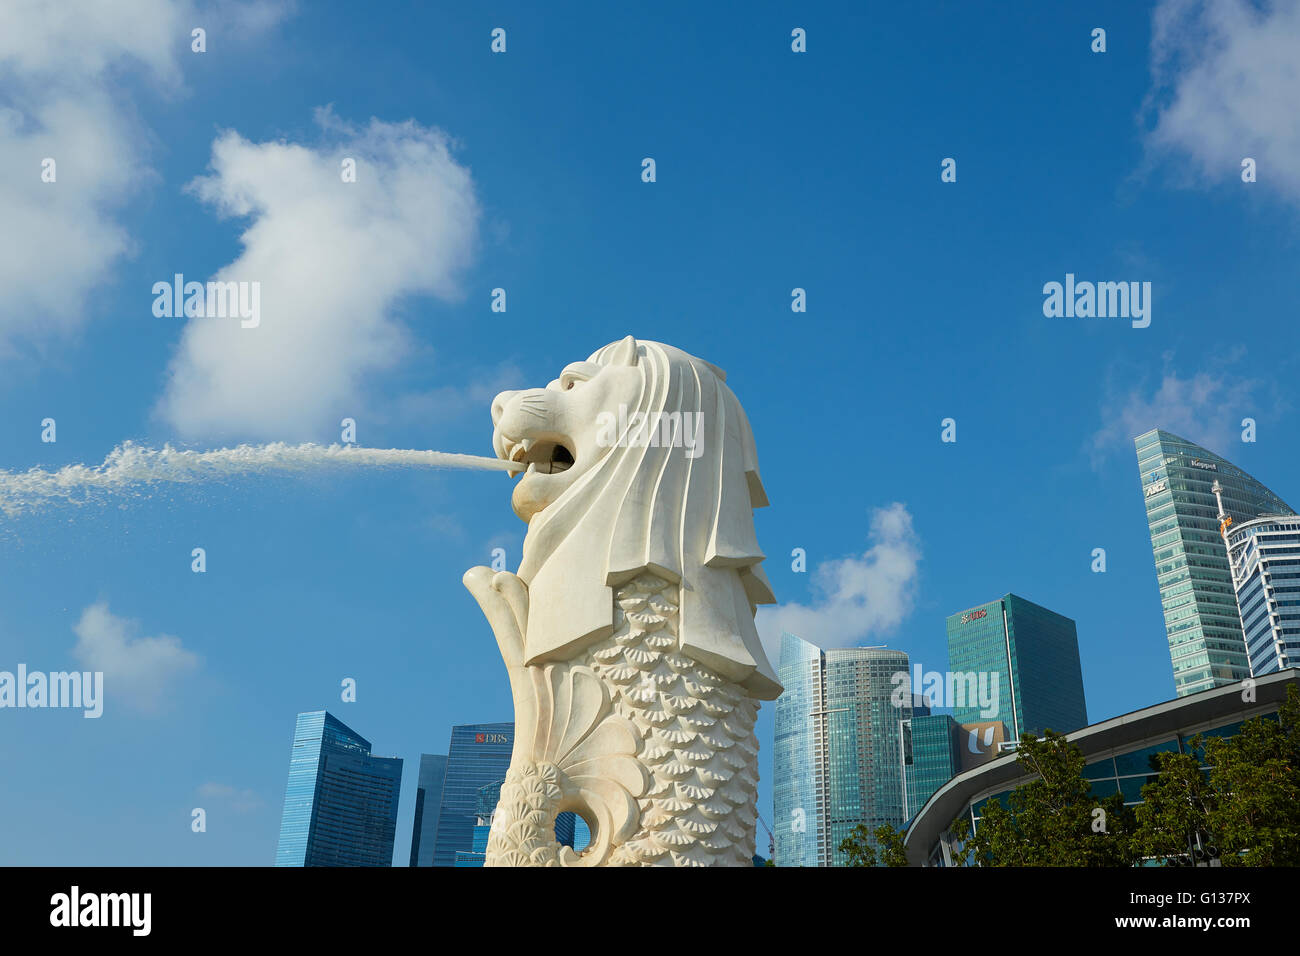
top-left (463, 566), bottom-right (529, 666)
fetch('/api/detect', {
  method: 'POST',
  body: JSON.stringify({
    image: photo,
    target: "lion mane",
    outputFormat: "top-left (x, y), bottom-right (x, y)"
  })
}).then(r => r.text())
top-left (515, 338), bottom-right (781, 699)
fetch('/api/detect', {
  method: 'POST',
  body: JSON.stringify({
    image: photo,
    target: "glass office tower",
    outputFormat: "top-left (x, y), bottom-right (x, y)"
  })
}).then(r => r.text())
top-left (773, 634), bottom-right (824, 867)
top-left (1223, 515), bottom-right (1300, 676)
top-left (275, 711), bottom-right (403, 866)
top-left (453, 781), bottom-right (504, 867)
top-left (1136, 429), bottom-right (1295, 696)
top-left (773, 634), bottom-right (915, 866)
top-left (902, 714), bottom-right (961, 820)
top-left (427, 722), bottom-right (577, 866)
top-left (407, 753), bottom-right (447, 867)
top-left (430, 722), bottom-right (514, 867)
top-left (946, 594), bottom-right (1087, 739)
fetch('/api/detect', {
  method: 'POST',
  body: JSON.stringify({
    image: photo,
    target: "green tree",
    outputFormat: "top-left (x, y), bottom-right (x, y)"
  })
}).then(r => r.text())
top-left (947, 730), bottom-right (1141, 866)
top-left (838, 823), bottom-right (909, 867)
top-left (1132, 749), bottom-right (1215, 862)
top-left (1137, 684), bottom-right (1300, 866)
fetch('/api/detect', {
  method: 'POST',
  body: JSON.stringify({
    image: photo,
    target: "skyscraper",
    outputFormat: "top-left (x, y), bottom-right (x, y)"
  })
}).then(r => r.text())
top-left (773, 634), bottom-right (823, 867)
top-left (407, 753), bottom-right (447, 867)
top-left (773, 634), bottom-right (916, 866)
top-left (946, 594), bottom-right (1087, 739)
top-left (1137, 429), bottom-right (1295, 696)
top-left (902, 714), bottom-right (960, 820)
top-left (426, 722), bottom-right (577, 866)
top-left (274, 711), bottom-right (403, 867)
top-left (453, 781), bottom-right (504, 867)
top-left (429, 722), bottom-right (513, 867)
top-left (1216, 482), bottom-right (1300, 676)
top-left (901, 715), bottom-right (1008, 820)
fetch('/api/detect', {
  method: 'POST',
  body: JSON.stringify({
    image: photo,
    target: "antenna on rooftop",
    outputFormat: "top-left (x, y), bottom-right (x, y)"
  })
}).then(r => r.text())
top-left (1212, 480), bottom-right (1232, 537)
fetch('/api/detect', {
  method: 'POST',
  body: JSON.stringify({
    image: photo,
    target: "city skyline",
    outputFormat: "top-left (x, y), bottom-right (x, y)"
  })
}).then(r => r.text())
top-left (3, 1), bottom-right (1299, 866)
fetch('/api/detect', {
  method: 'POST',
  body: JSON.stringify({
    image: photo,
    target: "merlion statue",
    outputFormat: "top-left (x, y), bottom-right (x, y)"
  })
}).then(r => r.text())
top-left (463, 336), bottom-right (782, 866)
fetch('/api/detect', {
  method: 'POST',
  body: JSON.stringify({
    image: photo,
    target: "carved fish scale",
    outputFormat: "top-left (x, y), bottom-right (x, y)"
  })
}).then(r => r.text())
top-left (599, 573), bottom-right (760, 866)
top-left (482, 572), bottom-right (761, 866)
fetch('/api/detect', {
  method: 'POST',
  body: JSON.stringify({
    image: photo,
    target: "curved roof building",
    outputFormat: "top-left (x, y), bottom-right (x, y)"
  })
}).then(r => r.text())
top-left (904, 669), bottom-right (1299, 866)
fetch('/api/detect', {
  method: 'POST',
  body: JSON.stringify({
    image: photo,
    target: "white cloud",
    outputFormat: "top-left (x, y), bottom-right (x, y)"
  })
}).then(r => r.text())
top-left (387, 362), bottom-right (524, 427)
top-left (0, 0), bottom-right (187, 353)
top-left (757, 503), bottom-right (922, 664)
top-left (155, 107), bottom-right (481, 439)
top-left (1090, 359), bottom-right (1278, 465)
top-left (71, 601), bottom-right (200, 713)
top-left (0, 1), bottom-right (183, 82)
top-left (0, 0), bottom-right (292, 356)
top-left (206, 0), bottom-right (296, 35)
top-left (1143, 0), bottom-right (1300, 205)
top-left (197, 782), bottom-right (262, 812)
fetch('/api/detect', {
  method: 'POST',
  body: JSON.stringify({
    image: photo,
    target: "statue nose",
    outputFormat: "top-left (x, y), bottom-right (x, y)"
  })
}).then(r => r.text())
top-left (491, 390), bottom-right (519, 426)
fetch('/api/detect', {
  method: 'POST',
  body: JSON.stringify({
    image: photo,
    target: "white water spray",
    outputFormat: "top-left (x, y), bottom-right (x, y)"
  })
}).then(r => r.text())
top-left (0, 441), bottom-right (521, 517)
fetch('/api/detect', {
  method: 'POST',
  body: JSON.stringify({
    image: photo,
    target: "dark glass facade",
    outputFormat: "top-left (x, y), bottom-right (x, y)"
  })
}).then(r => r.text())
top-left (428, 722), bottom-right (577, 867)
top-left (946, 594), bottom-right (1087, 738)
top-left (453, 781), bottom-right (504, 867)
top-left (903, 714), bottom-right (961, 820)
top-left (408, 753), bottom-right (447, 867)
top-left (430, 722), bottom-right (514, 867)
top-left (1136, 429), bottom-right (1294, 696)
top-left (274, 711), bottom-right (403, 866)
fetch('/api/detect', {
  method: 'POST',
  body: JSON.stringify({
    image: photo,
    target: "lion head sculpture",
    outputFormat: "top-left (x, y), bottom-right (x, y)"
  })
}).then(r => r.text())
top-left (488, 335), bottom-right (781, 699)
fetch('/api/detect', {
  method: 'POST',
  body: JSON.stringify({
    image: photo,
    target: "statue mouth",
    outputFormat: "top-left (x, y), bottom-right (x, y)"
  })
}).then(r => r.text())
top-left (504, 438), bottom-right (575, 476)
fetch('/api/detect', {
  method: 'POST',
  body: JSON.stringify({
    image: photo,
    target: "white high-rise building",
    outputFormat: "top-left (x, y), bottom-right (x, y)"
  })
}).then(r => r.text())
top-left (1216, 481), bottom-right (1300, 677)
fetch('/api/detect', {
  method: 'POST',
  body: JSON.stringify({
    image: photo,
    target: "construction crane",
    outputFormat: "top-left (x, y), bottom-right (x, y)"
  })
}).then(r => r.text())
top-left (756, 812), bottom-right (775, 861)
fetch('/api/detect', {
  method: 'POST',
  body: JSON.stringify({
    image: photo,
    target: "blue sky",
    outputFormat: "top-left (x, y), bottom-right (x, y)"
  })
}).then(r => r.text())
top-left (1, 0), bottom-right (1298, 864)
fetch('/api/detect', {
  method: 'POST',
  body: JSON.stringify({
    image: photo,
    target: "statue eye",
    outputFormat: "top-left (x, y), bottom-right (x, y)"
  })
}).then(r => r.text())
top-left (560, 371), bottom-right (586, 391)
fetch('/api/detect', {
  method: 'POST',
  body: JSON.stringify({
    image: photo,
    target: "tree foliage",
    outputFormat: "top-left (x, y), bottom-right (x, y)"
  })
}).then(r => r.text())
top-left (947, 730), bottom-right (1140, 866)
top-left (946, 685), bottom-right (1300, 867)
top-left (1137, 684), bottom-right (1300, 866)
top-left (839, 823), bottom-right (909, 867)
